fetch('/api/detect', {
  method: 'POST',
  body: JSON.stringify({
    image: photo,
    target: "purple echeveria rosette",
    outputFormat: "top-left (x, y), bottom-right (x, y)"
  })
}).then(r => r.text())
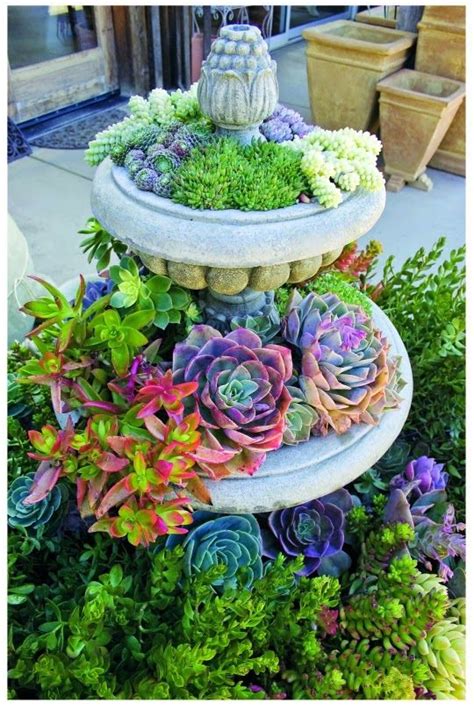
top-left (262, 489), bottom-right (353, 576)
top-left (390, 456), bottom-right (448, 500)
top-left (172, 324), bottom-right (292, 478)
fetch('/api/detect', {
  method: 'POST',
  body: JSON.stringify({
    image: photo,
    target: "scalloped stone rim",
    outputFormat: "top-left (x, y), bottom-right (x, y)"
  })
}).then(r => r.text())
top-left (90, 159), bottom-right (386, 269)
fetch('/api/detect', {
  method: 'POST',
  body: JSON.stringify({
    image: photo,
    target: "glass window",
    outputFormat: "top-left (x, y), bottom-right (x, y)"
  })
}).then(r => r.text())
top-left (8, 5), bottom-right (97, 70)
top-left (289, 6), bottom-right (348, 29)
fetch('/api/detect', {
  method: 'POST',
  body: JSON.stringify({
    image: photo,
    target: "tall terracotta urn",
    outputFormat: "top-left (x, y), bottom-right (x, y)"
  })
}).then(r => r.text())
top-left (415, 5), bottom-right (466, 176)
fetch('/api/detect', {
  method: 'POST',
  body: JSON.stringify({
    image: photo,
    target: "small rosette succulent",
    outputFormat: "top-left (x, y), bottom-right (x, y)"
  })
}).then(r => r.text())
top-left (283, 384), bottom-right (319, 445)
top-left (391, 456), bottom-right (448, 499)
top-left (172, 325), bottom-right (292, 477)
top-left (166, 512), bottom-right (263, 591)
top-left (262, 489), bottom-right (353, 576)
top-left (8, 474), bottom-right (64, 529)
top-left (282, 291), bottom-right (401, 435)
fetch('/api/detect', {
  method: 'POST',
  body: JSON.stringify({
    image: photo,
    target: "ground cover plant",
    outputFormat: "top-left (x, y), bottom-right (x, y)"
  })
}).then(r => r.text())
top-left (7, 215), bottom-right (465, 698)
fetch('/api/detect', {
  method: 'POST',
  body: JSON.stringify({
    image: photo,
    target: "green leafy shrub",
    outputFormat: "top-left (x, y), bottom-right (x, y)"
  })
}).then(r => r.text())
top-left (171, 138), bottom-right (307, 211)
top-left (373, 237), bottom-right (465, 515)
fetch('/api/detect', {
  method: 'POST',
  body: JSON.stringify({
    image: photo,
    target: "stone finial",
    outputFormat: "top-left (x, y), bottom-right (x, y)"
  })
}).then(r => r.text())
top-left (197, 24), bottom-right (278, 144)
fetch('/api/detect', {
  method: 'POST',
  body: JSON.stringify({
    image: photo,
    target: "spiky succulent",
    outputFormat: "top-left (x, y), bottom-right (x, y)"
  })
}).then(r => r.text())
top-left (146, 147), bottom-right (181, 175)
top-left (166, 512), bottom-right (263, 591)
top-left (8, 474), bottom-right (65, 529)
top-left (134, 167), bottom-right (159, 192)
top-left (152, 173), bottom-right (173, 198)
top-left (172, 325), bottom-right (292, 477)
top-left (262, 489), bottom-right (353, 576)
top-left (282, 291), bottom-right (401, 435)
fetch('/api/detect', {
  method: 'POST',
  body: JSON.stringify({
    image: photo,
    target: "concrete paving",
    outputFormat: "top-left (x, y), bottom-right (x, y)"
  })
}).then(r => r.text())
top-left (8, 39), bottom-right (465, 290)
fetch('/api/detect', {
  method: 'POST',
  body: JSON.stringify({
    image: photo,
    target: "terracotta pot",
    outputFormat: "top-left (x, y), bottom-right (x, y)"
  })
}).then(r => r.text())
top-left (415, 5), bottom-right (466, 175)
top-left (355, 7), bottom-right (397, 29)
top-left (303, 20), bottom-right (416, 131)
top-left (377, 68), bottom-right (465, 191)
top-left (191, 32), bottom-right (217, 83)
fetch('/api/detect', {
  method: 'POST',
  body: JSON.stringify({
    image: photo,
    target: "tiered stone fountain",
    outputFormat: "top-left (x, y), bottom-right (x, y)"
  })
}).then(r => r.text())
top-left (91, 24), bottom-right (412, 513)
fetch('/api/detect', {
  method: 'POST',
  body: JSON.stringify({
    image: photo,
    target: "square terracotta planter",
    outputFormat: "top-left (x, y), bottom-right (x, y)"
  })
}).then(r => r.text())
top-left (377, 69), bottom-right (465, 191)
top-left (303, 20), bottom-right (416, 131)
top-left (415, 5), bottom-right (466, 175)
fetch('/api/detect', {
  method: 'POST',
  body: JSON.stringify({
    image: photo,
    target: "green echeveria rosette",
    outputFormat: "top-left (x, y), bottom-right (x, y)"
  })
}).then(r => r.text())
top-left (8, 474), bottom-right (64, 530)
top-left (282, 291), bottom-right (401, 436)
top-left (166, 512), bottom-right (263, 591)
top-left (283, 384), bottom-right (319, 445)
top-left (172, 325), bottom-right (292, 478)
top-left (229, 313), bottom-right (281, 345)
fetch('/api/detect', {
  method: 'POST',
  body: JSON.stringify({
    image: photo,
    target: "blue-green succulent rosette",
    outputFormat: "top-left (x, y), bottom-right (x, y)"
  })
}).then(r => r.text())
top-left (166, 511), bottom-right (263, 591)
top-left (8, 473), bottom-right (65, 530)
top-left (262, 489), bottom-right (353, 577)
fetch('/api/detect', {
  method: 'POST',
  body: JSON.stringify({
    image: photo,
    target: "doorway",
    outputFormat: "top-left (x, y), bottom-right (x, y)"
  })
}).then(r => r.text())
top-left (8, 5), bottom-right (119, 123)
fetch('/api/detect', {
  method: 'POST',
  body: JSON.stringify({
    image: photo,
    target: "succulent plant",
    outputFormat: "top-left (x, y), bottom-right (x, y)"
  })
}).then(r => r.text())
top-left (384, 488), bottom-right (465, 582)
top-left (374, 438), bottom-right (411, 476)
top-left (127, 158), bottom-right (146, 178)
top-left (282, 291), bottom-right (399, 436)
top-left (124, 149), bottom-right (146, 168)
top-left (260, 104), bottom-right (314, 142)
top-left (8, 474), bottom-right (64, 529)
top-left (172, 325), bottom-right (292, 477)
top-left (262, 489), bottom-right (353, 576)
top-left (283, 384), bottom-right (319, 445)
top-left (166, 512), bottom-right (264, 591)
top-left (171, 137), bottom-right (307, 211)
top-left (146, 147), bottom-right (181, 175)
top-left (390, 456), bottom-right (448, 499)
top-left (82, 278), bottom-right (114, 310)
top-left (354, 467), bottom-right (388, 500)
top-left (109, 256), bottom-right (190, 328)
top-left (134, 167), bottom-right (159, 191)
top-left (152, 173), bottom-right (173, 198)
top-left (312, 273), bottom-right (374, 316)
top-left (416, 605), bottom-right (465, 699)
top-left (260, 118), bottom-right (293, 143)
top-left (229, 313), bottom-right (281, 345)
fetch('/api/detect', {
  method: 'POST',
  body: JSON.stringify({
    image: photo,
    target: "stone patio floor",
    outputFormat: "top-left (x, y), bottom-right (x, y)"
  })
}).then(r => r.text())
top-left (8, 40), bottom-right (465, 288)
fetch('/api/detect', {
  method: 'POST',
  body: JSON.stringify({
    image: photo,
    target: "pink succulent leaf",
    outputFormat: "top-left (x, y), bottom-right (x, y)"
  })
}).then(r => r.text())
top-left (96, 452), bottom-right (129, 472)
top-left (95, 477), bottom-right (135, 517)
top-left (83, 400), bottom-right (123, 414)
top-left (23, 464), bottom-right (62, 505)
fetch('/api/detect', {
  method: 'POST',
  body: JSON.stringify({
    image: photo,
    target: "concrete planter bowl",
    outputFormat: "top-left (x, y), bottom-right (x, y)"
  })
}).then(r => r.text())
top-left (377, 68), bottom-right (465, 192)
top-left (192, 300), bottom-right (412, 513)
top-left (302, 20), bottom-right (416, 131)
top-left (415, 5), bottom-right (466, 176)
top-left (91, 158), bottom-right (386, 296)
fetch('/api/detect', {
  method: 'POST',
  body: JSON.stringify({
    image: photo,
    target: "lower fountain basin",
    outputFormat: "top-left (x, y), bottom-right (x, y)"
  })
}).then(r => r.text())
top-left (193, 300), bottom-right (412, 513)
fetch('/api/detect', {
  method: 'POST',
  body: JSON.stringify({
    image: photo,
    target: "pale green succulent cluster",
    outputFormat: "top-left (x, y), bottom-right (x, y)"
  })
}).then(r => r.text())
top-left (412, 574), bottom-right (465, 699)
top-left (285, 127), bottom-right (384, 208)
top-left (85, 85), bottom-right (210, 166)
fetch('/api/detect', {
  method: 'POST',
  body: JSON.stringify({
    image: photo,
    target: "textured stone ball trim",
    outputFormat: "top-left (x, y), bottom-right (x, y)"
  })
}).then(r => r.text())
top-left (137, 246), bottom-right (343, 295)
